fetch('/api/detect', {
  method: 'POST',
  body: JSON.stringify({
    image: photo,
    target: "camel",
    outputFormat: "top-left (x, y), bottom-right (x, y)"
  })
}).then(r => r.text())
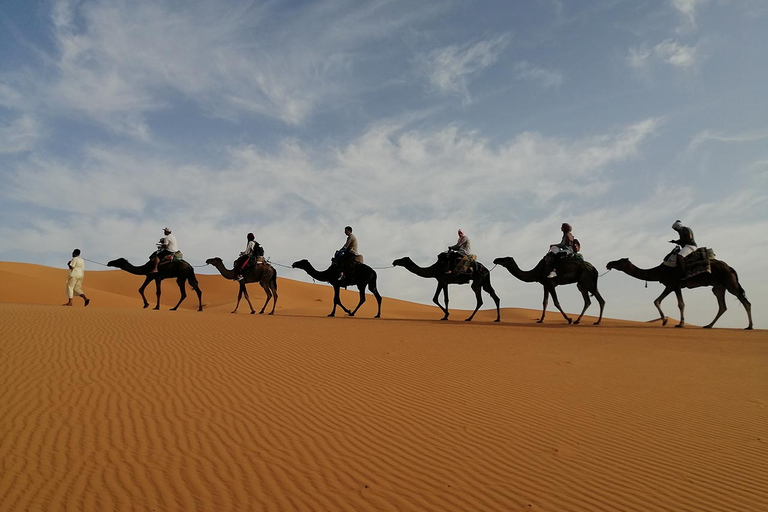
top-left (107, 257), bottom-right (203, 311)
top-left (606, 257), bottom-right (753, 329)
top-left (392, 253), bottom-right (500, 322)
top-left (291, 259), bottom-right (382, 318)
top-left (205, 257), bottom-right (278, 315)
top-left (493, 256), bottom-right (605, 325)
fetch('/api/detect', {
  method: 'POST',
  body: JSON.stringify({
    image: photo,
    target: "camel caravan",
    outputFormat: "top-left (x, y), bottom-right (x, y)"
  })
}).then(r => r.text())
top-left (107, 221), bottom-right (754, 330)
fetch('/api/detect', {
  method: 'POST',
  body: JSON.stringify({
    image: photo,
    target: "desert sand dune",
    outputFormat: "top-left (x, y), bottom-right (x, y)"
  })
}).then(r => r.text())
top-left (0, 262), bottom-right (765, 512)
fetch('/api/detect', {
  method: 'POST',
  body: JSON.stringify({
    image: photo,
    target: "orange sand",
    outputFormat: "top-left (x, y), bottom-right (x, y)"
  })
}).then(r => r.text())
top-left (0, 261), bottom-right (766, 512)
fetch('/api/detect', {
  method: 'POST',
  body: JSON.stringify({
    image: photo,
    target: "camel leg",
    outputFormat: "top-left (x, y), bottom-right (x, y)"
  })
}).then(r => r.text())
top-left (268, 284), bottom-right (278, 315)
top-left (482, 279), bottom-right (501, 323)
top-left (592, 289), bottom-right (606, 325)
top-left (736, 292), bottom-right (753, 330)
top-left (232, 283), bottom-right (245, 313)
top-left (353, 274), bottom-right (381, 318)
top-left (432, 283), bottom-right (449, 320)
top-left (703, 286), bottom-right (727, 329)
top-left (268, 272), bottom-right (278, 315)
top-left (242, 285), bottom-right (256, 314)
top-left (371, 284), bottom-right (382, 319)
top-left (329, 286), bottom-right (339, 317)
top-left (538, 287), bottom-right (549, 323)
top-left (725, 281), bottom-right (753, 330)
top-left (548, 285), bottom-right (572, 324)
top-left (465, 280), bottom-right (484, 322)
top-left (258, 282), bottom-right (271, 314)
top-left (138, 276), bottom-right (153, 309)
top-left (349, 286), bottom-right (367, 317)
top-left (192, 281), bottom-right (203, 312)
top-left (329, 285), bottom-right (350, 317)
top-left (653, 287), bottom-right (674, 326)
top-left (673, 288), bottom-right (685, 328)
top-left (154, 279), bottom-right (163, 310)
top-left (170, 277), bottom-right (187, 311)
top-left (573, 289), bottom-right (591, 325)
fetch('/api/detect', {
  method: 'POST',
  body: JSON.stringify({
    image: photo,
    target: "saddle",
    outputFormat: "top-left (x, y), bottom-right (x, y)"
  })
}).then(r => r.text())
top-left (664, 247), bottom-right (715, 279)
top-left (446, 251), bottom-right (476, 274)
top-left (333, 251), bottom-right (363, 275)
top-left (150, 250), bottom-right (182, 263)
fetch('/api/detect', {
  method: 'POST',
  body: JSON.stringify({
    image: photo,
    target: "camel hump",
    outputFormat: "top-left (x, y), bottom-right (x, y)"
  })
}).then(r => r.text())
top-left (582, 260), bottom-right (597, 276)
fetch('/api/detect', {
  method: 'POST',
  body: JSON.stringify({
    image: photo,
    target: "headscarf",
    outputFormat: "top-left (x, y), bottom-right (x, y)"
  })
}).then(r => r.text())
top-left (672, 220), bottom-right (683, 231)
top-left (457, 229), bottom-right (465, 243)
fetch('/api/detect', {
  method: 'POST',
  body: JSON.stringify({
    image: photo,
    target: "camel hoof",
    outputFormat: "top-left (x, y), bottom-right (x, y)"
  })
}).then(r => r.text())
top-left (675, 324), bottom-right (684, 328)
top-left (268, 312), bottom-right (275, 316)
top-left (494, 319), bottom-right (500, 323)
top-left (170, 307), bottom-right (178, 311)
top-left (662, 318), bottom-right (668, 326)
top-left (593, 321), bottom-right (601, 325)
top-left (745, 326), bottom-right (753, 330)
top-left (537, 320), bottom-right (544, 324)
top-left (464, 318), bottom-right (472, 322)
top-left (143, 304), bottom-right (150, 309)
top-left (703, 324), bottom-right (712, 329)
top-left (567, 318), bottom-right (573, 324)
top-left (440, 317), bottom-right (448, 321)
top-left (327, 313), bottom-right (335, 317)
top-left (153, 307), bottom-right (160, 310)
top-left (231, 310), bottom-right (237, 314)
top-left (374, 314), bottom-right (381, 318)
top-left (573, 320), bottom-right (580, 325)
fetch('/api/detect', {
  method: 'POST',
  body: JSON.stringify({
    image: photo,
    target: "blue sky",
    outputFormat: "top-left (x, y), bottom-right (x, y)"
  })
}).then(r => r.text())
top-left (1, 0), bottom-right (766, 328)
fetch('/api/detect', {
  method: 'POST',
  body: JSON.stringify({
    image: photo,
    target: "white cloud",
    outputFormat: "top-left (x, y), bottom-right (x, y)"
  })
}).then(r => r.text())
top-left (40, 0), bottom-right (441, 136)
top-left (419, 34), bottom-right (510, 103)
top-left (654, 39), bottom-right (699, 68)
top-left (628, 39), bottom-right (700, 70)
top-left (0, 115), bottom-right (39, 154)
top-left (513, 61), bottom-right (564, 88)
top-left (686, 128), bottom-right (768, 153)
top-left (671, 0), bottom-right (707, 32)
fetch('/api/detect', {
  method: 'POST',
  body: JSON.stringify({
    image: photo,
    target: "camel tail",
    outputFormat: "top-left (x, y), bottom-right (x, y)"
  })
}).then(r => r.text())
top-left (272, 269), bottom-right (278, 291)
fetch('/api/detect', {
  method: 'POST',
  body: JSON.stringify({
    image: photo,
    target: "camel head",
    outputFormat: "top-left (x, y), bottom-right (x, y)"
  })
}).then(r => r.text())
top-left (392, 257), bottom-right (413, 267)
top-left (205, 257), bottom-right (223, 265)
top-left (493, 256), bottom-right (515, 267)
top-left (291, 259), bottom-right (310, 270)
top-left (107, 258), bottom-right (128, 268)
top-left (606, 258), bottom-right (630, 271)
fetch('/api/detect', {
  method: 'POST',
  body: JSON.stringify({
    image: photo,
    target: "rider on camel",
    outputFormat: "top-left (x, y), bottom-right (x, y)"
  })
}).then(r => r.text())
top-left (336, 226), bottom-right (359, 280)
top-left (151, 227), bottom-right (178, 273)
top-left (667, 220), bottom-right (697, 278)
top-left (446, 229), bottom-right (474, 274)
top-left (235, 233), bottom-right (264, 281)
top-left (546, 223), bottom-right (575, 278)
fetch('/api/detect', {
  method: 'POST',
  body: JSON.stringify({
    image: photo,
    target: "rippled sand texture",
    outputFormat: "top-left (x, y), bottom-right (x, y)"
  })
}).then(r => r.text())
top-left (0, 262), bottom-right (766, 511)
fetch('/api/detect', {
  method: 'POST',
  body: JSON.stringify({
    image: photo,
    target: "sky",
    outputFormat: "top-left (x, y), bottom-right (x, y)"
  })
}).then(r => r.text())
top-left (1, 0), bottom-right (766, 328)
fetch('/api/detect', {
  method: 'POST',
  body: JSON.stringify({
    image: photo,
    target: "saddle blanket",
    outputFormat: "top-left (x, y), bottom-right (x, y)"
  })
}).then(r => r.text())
top-left (684, 247), bottom-right (715, 279)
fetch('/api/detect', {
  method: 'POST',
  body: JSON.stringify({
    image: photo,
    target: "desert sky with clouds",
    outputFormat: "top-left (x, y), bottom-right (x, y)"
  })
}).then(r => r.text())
top-left (1, 0), bottom-right (766, 328)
